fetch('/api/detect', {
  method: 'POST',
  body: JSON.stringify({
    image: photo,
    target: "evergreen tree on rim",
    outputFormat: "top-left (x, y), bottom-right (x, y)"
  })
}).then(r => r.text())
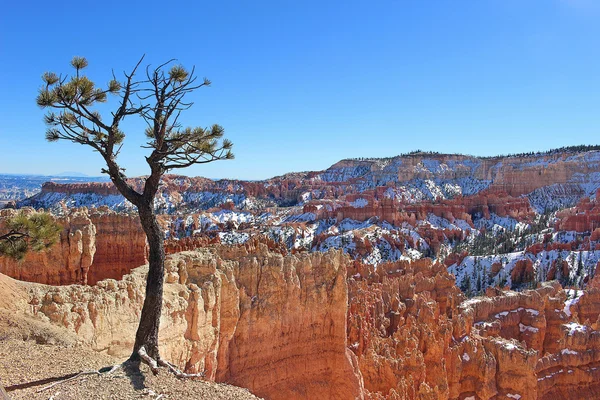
top-left (36, 56), bottom-right (233, 370)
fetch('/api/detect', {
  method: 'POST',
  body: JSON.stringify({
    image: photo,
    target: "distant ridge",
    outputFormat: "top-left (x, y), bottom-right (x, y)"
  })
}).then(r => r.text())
top-left (56, 171), bottom-right (89, 177)
top-left (342, 144), bottom-right (600, 163)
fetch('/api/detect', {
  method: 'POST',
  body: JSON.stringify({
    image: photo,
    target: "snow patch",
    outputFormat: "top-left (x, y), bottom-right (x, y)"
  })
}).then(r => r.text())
top-left (349, 198), bottom-right (369, 208)
top-left (564, 322), bottom-right (588, 335)
top-left (563, 290), bottom-right (583, 317)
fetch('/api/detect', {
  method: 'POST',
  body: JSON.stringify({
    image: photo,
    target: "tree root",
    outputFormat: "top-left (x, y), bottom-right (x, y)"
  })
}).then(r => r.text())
top-left (35, 364), bottom-right (121, 393)
top-left (36, 371), bottom-right (99, 393)
top-left (138, 346), bottom-right (205, 379)
top-left (24, 346), bottom-right (202, 395)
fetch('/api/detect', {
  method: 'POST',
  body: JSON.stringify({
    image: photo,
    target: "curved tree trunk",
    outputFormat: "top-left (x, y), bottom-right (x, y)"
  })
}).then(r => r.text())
top-left (130, 202), bottom-right (165, 361)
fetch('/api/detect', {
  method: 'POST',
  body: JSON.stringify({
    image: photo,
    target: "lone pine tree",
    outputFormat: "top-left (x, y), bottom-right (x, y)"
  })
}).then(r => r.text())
top-left (36, 56), bottom-right (233, 368)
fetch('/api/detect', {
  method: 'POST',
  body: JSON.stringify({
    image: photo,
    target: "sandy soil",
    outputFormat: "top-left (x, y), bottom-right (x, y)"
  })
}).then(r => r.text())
top-left (0, 318), bottom-right (260, 400)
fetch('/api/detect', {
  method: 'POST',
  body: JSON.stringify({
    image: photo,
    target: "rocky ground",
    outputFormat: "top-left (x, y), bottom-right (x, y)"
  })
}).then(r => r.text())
top-left (0, 313), bottom-right (260, 400)
top-left (0, 340), bottom-right (261, 400)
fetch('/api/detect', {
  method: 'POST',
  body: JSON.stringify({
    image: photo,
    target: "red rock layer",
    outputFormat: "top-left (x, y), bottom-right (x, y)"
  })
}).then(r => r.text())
top-left (348, 258), bottom-right (600, 400)
top-left (556, 189), bottom-right (600, 232)
top-left (87, 208), bottom-right (147, 284)
top-left (0, 208), bottom-right (147, 286)
top-left (213, 241), bottom-right (363, 399)
top-left (332, 192), bottom-right (534, 226)
top-left (41, 181), bottom-right (122, 196)
top-left (347, 259), bottom-right (463, 399)
top-left (467, 283), bottom-right (600, 400)
top-left (0, 208), bottom-right (96, 285)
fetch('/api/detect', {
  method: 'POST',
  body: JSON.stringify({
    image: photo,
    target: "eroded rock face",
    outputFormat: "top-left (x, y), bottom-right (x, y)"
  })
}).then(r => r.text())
top-left (4, 237), bottom-right (600, 399)
top-left (0, 208), bottom-right (96, 285)
top-left (555, 190), bottom-right (600, 233)
top-left (0, 208), bottom-right (147, 286)
top-left (40, 181), bottom-right (122, 197)
top-left (460, 283), bottom-right (600, 400)
top-left (334, 191), bottom-right (534, 227)
top-left (347, 259), bottom-right (463, 399)
top-left (87, 208), bottom-right (147, 284)
top-left (20, 242), bottom-right (364, 400)
top-left (347, 258), bottom-right (600, 400)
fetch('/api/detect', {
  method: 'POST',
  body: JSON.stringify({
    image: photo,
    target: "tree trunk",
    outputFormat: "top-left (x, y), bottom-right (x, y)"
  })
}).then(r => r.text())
top-left (130, 201), bottom-right (165, 361)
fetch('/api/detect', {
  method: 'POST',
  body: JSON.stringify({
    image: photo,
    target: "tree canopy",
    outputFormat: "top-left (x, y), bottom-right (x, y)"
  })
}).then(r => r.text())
top-left (37, 56), bottom-right (233, 206)
top-left (36, 56), bottom-right (233, 370)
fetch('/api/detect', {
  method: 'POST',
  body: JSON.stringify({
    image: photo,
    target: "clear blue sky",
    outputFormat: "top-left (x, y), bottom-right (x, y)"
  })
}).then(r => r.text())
top-left (1, 0), bottom-right (599, 180)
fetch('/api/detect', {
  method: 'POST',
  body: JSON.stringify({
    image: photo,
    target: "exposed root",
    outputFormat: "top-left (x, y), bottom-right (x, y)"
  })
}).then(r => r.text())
top-left (137, 346), bottom-right (160, 375)
top-left (98, 364), bottom-right (122, 375)
top-left (138, 346), bottom-right (204, 379)
top-left (158, 359), bottom-right (205, 379)
top-left (30, 364), bottom-right (122, 394)
top-left (106, 364), bottom-right (122, 374)
top-left (145, 389), bottom-right (164, 399)
top-left (36, 371), bottom-right (99, 393)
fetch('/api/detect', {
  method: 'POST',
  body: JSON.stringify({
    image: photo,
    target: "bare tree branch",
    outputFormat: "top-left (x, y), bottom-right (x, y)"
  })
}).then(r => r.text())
top-left (37, 55), bottom-right (233, 373)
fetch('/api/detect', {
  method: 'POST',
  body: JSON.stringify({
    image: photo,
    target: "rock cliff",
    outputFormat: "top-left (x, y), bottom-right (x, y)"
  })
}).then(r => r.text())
top-left (0, 208), bottom-right (96, 285)
top-left (15, 241), bottom-right (364, 400)
top-left (4, 240), bottom-right (600, 399)
top-left (348, 259), bottom-right (600, 400)
top-left (87, 208), bottom-right (147, 284)
top-left (0, 208), bottom-right (146, 286)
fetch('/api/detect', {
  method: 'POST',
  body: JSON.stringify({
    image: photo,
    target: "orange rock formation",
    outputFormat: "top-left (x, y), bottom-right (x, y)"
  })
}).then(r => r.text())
top-left (347, 258), bottom-right (600, 399)
top-left (332, 192), bottom-right (534, 227)
top-left (16, 241), bottom-right (364, 400)
top-left (0, 208), bottom-right (147, 285)
top-left (87, 208), bottom-right (147, 284)
top-left (0, 208), bottom-right (96, 285)
top-left (556, 190), bottom-right (600, 232)
top-left (2, 237), bottom-right (600, 399)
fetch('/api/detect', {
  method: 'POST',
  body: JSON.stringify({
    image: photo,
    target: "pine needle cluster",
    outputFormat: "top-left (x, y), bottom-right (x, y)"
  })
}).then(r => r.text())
top-left (0, 211), bottom-right (61, 260)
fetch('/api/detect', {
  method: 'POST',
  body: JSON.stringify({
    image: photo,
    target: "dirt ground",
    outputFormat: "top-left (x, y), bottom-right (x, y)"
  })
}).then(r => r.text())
top-left (0, 312), bottom-right (260, 400)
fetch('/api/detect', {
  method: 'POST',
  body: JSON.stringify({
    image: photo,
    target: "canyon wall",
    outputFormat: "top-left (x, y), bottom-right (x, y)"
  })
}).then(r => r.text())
top-left (3, 229), bottom-right (600, 398)
top-left (347, 259), bottom-right (463, 399)
top-left (555, 190), bottom-right (600, 232)
top-left (87, 209), bottom-right (147, 284)
top-left (0, 208), bottom-right (147, 286)
top-left (40, 181), bottom-right (122, 196)
top-left (347, 259), bottom-right (600, 400)
top-left (333, 191), bottom-right (534, 226)
top-left (322, 151), bottom-right (600, 197)
top-left (0, 208), bottom-right (96, 285)
top-left (18, 242), bottom-right (364, 400)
